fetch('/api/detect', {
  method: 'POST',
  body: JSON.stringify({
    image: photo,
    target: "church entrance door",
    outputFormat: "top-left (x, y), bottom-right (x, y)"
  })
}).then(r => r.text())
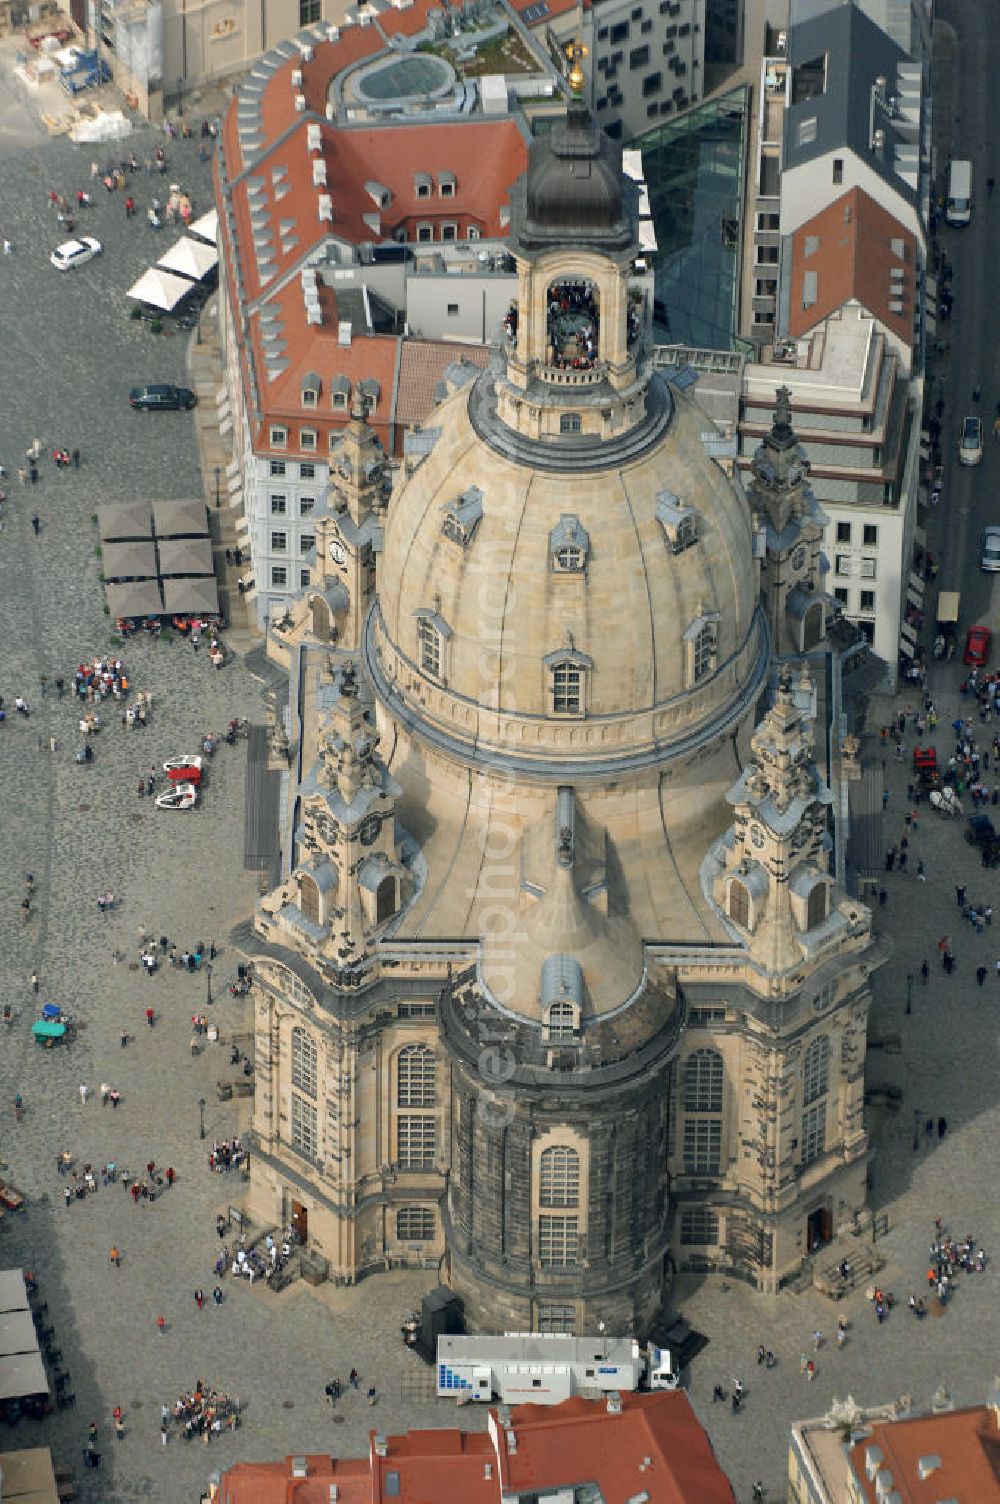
top-left (291, 1200), bottom-right (308, 1244)
top-left (806, 1203), bottom-right (831, 1252)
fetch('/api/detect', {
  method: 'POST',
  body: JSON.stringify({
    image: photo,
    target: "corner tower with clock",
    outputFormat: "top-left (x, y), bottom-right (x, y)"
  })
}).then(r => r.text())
top-left (749, 388), bottom-right (828, 657)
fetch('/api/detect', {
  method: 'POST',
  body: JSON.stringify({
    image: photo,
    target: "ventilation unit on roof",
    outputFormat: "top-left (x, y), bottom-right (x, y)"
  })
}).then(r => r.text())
top-left (888, 300), bottom-right (904, 314)
top-left (374, 1435), bottom-right (388, 1458)
top-left (291, 67), bottom-right (302, 85)
top-left (339, 321), bottom-right (352, 346)
top-left (294, 93), bottom-right (306, 111)
top-left (298, 42), bottom-right (313, 61)
top-left (291, 1459), bottom-right (308, 1479)
top-left (313, 158), bottom-right (327, 186)
top-left (318, 194), bottom-right (333, 221)
top-left (325, 101), bottom-right (335, 121)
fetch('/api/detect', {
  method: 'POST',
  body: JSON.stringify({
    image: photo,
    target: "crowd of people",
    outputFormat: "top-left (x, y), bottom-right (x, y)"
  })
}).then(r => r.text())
top-left (546, 281), bottom-right (600, 369)
top-left (162, 1383), bottom-right (240, 1445)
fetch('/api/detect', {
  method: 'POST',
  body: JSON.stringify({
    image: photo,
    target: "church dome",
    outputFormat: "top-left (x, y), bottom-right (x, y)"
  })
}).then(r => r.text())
top-left (366, 372), bottom-right (767, 780)
top-left (512, 101), bottom-right (636, 255)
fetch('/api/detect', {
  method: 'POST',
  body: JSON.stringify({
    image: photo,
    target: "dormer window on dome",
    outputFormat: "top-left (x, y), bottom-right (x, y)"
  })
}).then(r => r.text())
top-left (541, 954), bottom-right (583, 1040)
top-left (684, 609), bottom-right (719, 686)
top-left (414, 607), bottom-right (452, 682)
top-left (441, 486), bottom-right (483, 547)
top-left (656, 491), bottom-right (698, 554)
top-left (544, 645), bottom-right (592, 717)
top-left (549, 515), bottom-right (590, 574)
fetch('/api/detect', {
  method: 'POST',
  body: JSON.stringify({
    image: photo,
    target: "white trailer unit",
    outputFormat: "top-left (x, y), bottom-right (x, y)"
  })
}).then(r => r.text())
top-left (436, 1332), bottom-right (646, 1405)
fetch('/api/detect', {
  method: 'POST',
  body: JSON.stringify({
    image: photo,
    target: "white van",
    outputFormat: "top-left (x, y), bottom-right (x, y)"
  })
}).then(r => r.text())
top-left (946, 160), bottom-right (972, 226)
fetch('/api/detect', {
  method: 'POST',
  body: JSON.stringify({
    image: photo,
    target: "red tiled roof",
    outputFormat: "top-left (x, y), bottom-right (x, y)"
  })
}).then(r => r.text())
top-left (849, 1405), bottom-right (1000, 1503)
top-left (787, 186), bottom-right (917, 343)
top-left (509, 0), bottom-right (586, 23)
top-left (499, 1392), bottom-right (737, 1504)
top-left (212, 1455), bottom-right (370, 1504)
top-left (394, 339), bottom-right (490, 429)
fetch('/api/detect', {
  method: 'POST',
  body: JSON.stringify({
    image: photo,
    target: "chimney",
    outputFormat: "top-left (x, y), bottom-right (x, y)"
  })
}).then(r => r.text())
top-left (374, 1434), bottom-right (388, 1458)
top-left (291, 1458), bottom-right (308, 1479)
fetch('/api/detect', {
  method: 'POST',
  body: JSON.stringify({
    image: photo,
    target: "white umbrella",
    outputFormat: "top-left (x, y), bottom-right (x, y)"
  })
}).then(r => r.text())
top-left (156, 236), bottom-right (218, 283)
top-left (187, 207), bottom-right (218, 245)
top-left (126, 266), bottom-right (196, 311)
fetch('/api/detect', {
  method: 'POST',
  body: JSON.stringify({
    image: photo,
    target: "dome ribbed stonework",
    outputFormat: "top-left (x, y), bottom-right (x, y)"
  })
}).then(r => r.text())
top-left (368, 373), bottom-right (765, 777)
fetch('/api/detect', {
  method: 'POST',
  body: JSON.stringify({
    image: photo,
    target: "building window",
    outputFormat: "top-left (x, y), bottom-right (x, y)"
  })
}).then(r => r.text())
top-left (440, 180), bottom-right (455, 198)
top-left (630, 43), bottom-right (650, 67)
top-left (690, 619), bottom-right (716, 682)
top-left (299, 0), bottom-right (320, 21)
top-left (802, 269), bottom-right (818, 308)
top-left (807, 881), bottom-right (829, 928)
top-left (550, 515), bottom-right (590, 573)
top-left (299, 429), bottom-right (317, 451)
top-left (270, 495), bottom-right (287, 515)
top-left (290, 1093), bottom-right (317, 1158)
top-left (271, 531), bottom-right (287, 552)
top-left (300, 569), bottom-right (311, 589)
top-left (560, 413), bottom-right (582, 435)
top-left (300, 497), bottom-right (315, 515)
top-left (539, 1145), bottom-right (580, 1208)
top-left (684, 1049), bottom-right (723, 1112)
top-left (271, 566), bottom-right (287, 587)
top-left (397, 1044), bottom-right (436, 1108)
top-left (397, 1115), bottom-right (436, 1170)
top-left (552, 660), bottom-right (582, 715)
top-left (299, 872), bottom-right (320, 924)
top-left (860, 557), bottom-right (876, 578)
top-left (467, 225), bottom-right (480, 240)
top-left (546, 1000), bottom-right (576, 1038)
top-left (270, 426), bottom-right (287, 448)
top-left (300, 534), bottom-right (315, 554)
top-left (859, 589), bottom-right (875, 612)
top-left (291, 1026), bottom-right (318, 1097)
top-left (415, 181), bottom-right (431, 199)
top-left (396, 1206), bottom-right (435, 1242)
top-left (301, 388), bottom-right (318, 408)
top-left (796, 115), bottom-right (818, 146)
top-left (801, 1101), bottom-right (826, 1166)
top-left (803, 1035), bottom-right (830, 1105)
top-left (416, 224), bottom-right (433, 243)
top-left (836, 521), bottom-right (851, 543)
top-left (538, 1215), bottom-right (578, 1268)
top-left (834, 587), bottom-right (849, 606)
top-left (682, 1118), bottom-right (721, 1175)
top-left (446, 303), bottom-right (459, 317)
top-left (418, 617), bottom-right (442, 678)
top-left (440, 223), bottom-right (457, 242)
top-left (537, 1304), bottom-right (576, 1334)
top-left (729, 878), bottom-right (750, 928)
top-left (554, 544), bottom-right (583, 571)
top-left (832, 157), bottom-right (843, 184)
top-left (835, 554), bottom-right (851, 576)
top-left (863, 523), bottom-right (878, 545)
top-left (269, 460), bottom-right (286, 477)
top-left (299, 462), bottom-right (316, 480)
top-left (680, 1207), bottom-right (719, 1245)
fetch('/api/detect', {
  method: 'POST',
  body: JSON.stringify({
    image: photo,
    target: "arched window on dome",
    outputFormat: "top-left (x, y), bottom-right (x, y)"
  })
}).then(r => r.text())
top-left (545, 278), bottom-right (600, 370)
top-left (549, 515), bottom-right (590, 575)
top-left (544, 647), bottom-right (592, 718)
top-left (414, 607), bottom-right (452, 683)
top-left (684, 611), bottom-right (719, 687)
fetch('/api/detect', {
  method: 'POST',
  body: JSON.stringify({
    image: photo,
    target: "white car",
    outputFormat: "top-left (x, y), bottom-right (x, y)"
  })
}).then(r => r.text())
top-left (959, 415), bottom-right (983, 466)
top-left (50, 236), bottom-right (102, 272)
top-left (981, 526), bottom-right (1000, 572)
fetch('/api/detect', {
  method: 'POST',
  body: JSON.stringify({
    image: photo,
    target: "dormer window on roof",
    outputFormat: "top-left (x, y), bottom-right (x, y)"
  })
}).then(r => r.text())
top-left (365, 179), bottom-right (391, 208)
top-left (301, 371), bottom-right (321, 407)
top-left (549, 515), bottom-right (590, 574)
top-left (330, 374), bottom-right (351, 410)
top-left (656, 491), bottom-right (698, 553)
top-left (441, 486), bottom-right (483, 547)
top-left (413, 172), bottom-right (432, 200)
top-left (358, 377), bottom-right (380, 411)
top-left (439, 171), bottom-right (456, 198)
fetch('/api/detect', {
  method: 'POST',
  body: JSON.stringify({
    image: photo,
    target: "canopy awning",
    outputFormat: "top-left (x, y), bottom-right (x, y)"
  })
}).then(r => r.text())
top-left (157, 537), bottom-right (214, 576)
top-left (105, 580), bottom-right (165, 619)
top-left (0, 1446), bottom-right (60, 1503)
top-left (187, 207), bottom-right (218, 245)
top-left (152, 498), bottom-right (209, 538)
top-left (31, 1020), bottom-right (67, 1040)
top-left (125, 266), bottom-right (196, 311)
top-left (162, 577), bottom-right (220, 616)
top-left (937, 590), bottom-right (960, 624)
top-left (101, 541), bottom-right (158, 579)
top-left (0, 1311), bottom-right (40, 1358)
top-left (0, 1353), bottom-right (48, 1401)
top-left (156, 236), bottom-right (219, 282)
top-left (0, 1272), bottom-right (29, 1313)
top-left (97, 502), bottom-right (153, 541)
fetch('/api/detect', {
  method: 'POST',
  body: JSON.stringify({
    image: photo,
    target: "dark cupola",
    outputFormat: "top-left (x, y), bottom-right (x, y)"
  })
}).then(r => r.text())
top-left (511, 100), bottom-right (637, 255)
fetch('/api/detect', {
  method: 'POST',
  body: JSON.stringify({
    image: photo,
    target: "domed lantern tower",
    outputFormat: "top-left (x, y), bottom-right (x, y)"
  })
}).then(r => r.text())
top-left (496, 71), bottom-right (650, 444)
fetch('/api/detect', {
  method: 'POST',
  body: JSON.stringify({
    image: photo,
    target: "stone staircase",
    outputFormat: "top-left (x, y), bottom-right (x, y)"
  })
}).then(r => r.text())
top-left (812, 1231), bottom-right (886, 1301)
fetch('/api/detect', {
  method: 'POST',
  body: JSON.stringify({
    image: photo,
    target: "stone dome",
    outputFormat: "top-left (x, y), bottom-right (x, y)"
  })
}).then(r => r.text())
top-left (512, 101), bottom-right (636, 255)
top-left (367, 371), bottom-right (767, 780)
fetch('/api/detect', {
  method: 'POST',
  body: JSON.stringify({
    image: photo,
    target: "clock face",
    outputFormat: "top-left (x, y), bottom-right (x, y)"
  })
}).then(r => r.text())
top-left (359, 813), bottom-right (381, 847)
top-left (329, 538), bottom-right (346, 565)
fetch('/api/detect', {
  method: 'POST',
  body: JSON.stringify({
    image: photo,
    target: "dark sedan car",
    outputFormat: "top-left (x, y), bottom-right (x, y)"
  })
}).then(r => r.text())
top-left (129, 384), bottom-right (197, 411)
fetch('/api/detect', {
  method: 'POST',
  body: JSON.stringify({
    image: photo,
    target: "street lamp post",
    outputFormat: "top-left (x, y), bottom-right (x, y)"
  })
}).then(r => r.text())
top-left (199, 1096), bottom-right (206, 1140)
top-left (176, 75), bottom-right (184, 117)
top-left (205, 963), bottom-right (213, 1007)
top-left (214, 466), bottom-right (221, 509)
top-left (912, 1108), bottom-right (921, 1152)
top-left (905, 973), bottom-right (914, 1016)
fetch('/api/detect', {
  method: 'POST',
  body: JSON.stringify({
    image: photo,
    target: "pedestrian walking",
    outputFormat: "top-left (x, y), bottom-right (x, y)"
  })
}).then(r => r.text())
top-left (161, 1425), bottom-right (168, 1446)
top-left (156, 1315), bottom-right (166, 1335)
top-left (194, 1288), bottom-right (205, 1310)
top-left (977, 965), bottom-right (988, 986)
top-left (78, 1083), bottom-right (88, 1106)
top-left (349, 1368), bottom-right (359, 1389)
top-left (145, 1007), bottom-right (155, 1029)
top-left (920, 959), bottom-right (929, 983)
top-left (109, 1247), bottom-right (121, 1268)
top-left (367, 1384), bottom-right (377, 1406)
top-left (30, 971), bottom-right (38, 994)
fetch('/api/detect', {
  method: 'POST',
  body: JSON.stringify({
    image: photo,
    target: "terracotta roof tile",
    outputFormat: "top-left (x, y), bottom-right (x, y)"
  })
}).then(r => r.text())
top-left (395, 339), bottom-right (490, 429)
top-left (849, 1405), bottom-right (1000, 1503)
top-left (787, 186), bottom-right (916, 343)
